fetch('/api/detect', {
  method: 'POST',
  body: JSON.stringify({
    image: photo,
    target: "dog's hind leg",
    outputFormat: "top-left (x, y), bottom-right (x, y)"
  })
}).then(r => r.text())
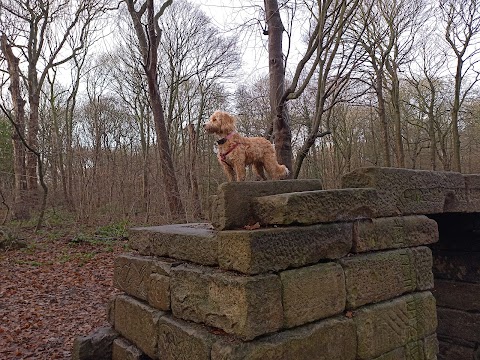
top-left (253, 162), bottom-right (267, 180)
top-left (263, 153), bottom-right (289, 180)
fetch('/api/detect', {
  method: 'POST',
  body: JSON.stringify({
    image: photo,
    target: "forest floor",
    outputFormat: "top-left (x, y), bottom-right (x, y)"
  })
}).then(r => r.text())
top-left (0, 222), bottom-right (129, 359)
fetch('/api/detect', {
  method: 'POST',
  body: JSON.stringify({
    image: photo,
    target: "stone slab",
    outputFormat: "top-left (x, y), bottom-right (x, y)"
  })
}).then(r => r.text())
top-left (355, 291), bottom-right (437, 359)
top-left (342, 167), bottom-right (468, 215)
top-left (157, 315), bottom-right (217, 360)
top-left (340, 248), bottom-right (432, 309)
top-left (170, 264), bottom-right (283, 341)
top-left (114, 295), bottom-right (164, 359)
top-left (210, 179), bottom-right (323, 230)
top-left (433, 279), bottom-right (480, 311)
top-left (353, 216), bottom-right (438, 253)
top-left (218, 223), bottom-right (352, 274)
top-left (253, 188), bottom-right (397, 226)
top-left (112, 338), bottom-right (147, 360)
top-left (211, 316), bottom-right (356, 360)
top-left (129, 223), bottom-right (218, 265)
top-left (114, 254), bottom-right (177, 301)
top-left (280, 262), bottom-right (346, 328)
top-left (437, 307), bottom-right (480, 343)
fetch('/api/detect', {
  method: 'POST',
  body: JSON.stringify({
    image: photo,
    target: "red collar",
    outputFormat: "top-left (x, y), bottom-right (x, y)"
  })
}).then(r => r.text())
top-left (217, 132), bottom-right (236, 145)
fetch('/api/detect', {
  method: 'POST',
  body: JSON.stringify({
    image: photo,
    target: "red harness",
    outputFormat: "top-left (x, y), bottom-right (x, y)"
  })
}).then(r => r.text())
top-left (217, 132), bottom-right (238, 163)
top-left (220, 142), bottom-right (239, 162)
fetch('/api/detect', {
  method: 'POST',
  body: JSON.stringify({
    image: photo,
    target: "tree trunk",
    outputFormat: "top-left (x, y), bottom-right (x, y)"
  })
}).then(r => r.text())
top-left (264, 0), bottom-right (293, 174)
top-left (0, 34), bottom-right (29, 220)
top-left (451, 57), bottom-right (462, 172)
top-left (375, 70), bottom-right (391, 167)
top-left (145, 0), bottom-right (184, 218)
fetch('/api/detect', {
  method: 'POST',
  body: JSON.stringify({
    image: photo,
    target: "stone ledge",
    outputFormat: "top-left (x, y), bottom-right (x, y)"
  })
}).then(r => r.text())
top-left (210, 179), bottom-right (323, 230)
top-left (355, 291), bottom-right (437, 359)
top-left (342, 167), bottom-right (469, 214)
top-left (129, 223), bottom-right (217, 266)
top-left (170, 264), bottom-right (283, 341)
top-left (218, 223), bottom-right (352, 274)
top-left (353, 215), bottom-right (438, 253)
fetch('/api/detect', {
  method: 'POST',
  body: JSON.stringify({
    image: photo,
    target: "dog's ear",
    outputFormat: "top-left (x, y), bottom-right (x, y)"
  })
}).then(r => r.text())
top-left (220, 112), bottom-right (236, 134)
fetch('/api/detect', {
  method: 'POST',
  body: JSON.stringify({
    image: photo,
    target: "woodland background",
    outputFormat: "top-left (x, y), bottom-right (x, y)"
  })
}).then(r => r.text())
top-left (1, 0), bottom-right (480, 228)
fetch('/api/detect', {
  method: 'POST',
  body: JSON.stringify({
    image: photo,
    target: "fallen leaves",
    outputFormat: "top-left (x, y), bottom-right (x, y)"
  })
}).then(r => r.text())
top-left (0, 237), bottom-right (126, 359)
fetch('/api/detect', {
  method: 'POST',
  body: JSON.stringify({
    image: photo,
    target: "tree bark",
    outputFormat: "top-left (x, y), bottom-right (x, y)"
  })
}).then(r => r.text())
top-left (264, 0), bottom-right (293, 174)
top-left (0, 34), bottom-right (29, 220)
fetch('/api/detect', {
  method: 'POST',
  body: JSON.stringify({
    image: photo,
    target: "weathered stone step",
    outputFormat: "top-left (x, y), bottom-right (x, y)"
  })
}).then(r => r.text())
top-left (252, 188), bottom-right (397, 226)
top-left (129, 223), bottom-right (218, 266)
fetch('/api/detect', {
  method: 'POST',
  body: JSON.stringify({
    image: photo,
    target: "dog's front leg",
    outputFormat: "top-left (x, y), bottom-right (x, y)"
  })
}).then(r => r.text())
top-left (221, 161), bottom-right (236, 182)
top-left (234, 162), bottom-right (246, 181)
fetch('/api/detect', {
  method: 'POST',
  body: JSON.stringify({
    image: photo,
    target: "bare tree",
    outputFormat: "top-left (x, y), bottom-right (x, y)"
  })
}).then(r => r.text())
top-left (439, 0), bottom-right (480, 172)
top-left (0, 34), bottom-right (28, 219)
top-left (124, 0), bottom-right (185, 219)
top-left (264, 0), bottom-right (293, 173)
top-left (0, 0), bottom-right (108, 210)
top-left (284, 0), bottom-right (365, 178)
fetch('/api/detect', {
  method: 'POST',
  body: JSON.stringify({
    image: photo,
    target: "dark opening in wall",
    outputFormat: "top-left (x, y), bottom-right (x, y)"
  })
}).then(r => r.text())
top-left (428, 213), bottom-right (480, 360)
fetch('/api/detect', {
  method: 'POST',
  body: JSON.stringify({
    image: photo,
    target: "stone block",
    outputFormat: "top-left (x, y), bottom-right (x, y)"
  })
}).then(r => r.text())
top-left (370, 347), bottom-right (405, 360)
top-left (433, 279), bottom-right (480, 311)
top-left (211, 316), bottom-right (356, 360)
top-left (148, 273), bottom-right (170, 311)
top-left (432, 250), bottom-right (480, 283)
top-left (170, 264), bottom-right (283, 340)
top-left (281, 262), bottom-right (346, 328)
top-left (437, 307), bottom-right (480, 343)
top-left (340, 249), bottom-right (417, 309)
top-left (438, 341), bottom-right (475, 360)
top-left (157, 315), bottom-right (217, 360)
top-left (411, 247), bottom-right (434, 291)
top-left (353, 216), bottom-right (438, 253)
top-left (355, 292), bottom-right (437, 359)
top-left (114, 295), bottom-right (163, 359)
top-left (253, 188), bottom-right (397, 226)
top-left (211, 179), bottom-right (323, 230)
top-left (113, 254), bottom-right (160, 300)
top-left (342, 167), bottom-right (467, 215)
top-left (423, 334), bottom-right (439, 360)
top-left (218, 223), bottom-right (352, 274)
top-left (129, 223), bottom-right (218, 265)
top-left (464, 174), bottom-right (480, 211)
top-left (72, 326), bottom-right (119, 360)
top-left (112, 338), bottom-right (148, 360)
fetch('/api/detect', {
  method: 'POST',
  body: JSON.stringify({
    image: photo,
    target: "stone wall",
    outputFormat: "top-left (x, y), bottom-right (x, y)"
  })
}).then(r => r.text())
top-left (73, 167), bottom-right (480, 360)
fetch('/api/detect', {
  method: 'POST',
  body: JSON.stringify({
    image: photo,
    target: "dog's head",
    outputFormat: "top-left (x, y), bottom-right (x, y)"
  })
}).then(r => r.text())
top-left (204, 110), bottom-right (236, 136)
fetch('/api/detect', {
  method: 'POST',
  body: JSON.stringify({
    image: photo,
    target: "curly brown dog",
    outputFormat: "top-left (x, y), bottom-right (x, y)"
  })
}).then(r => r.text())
top-left (204, 110), bottom-right (289, 182)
